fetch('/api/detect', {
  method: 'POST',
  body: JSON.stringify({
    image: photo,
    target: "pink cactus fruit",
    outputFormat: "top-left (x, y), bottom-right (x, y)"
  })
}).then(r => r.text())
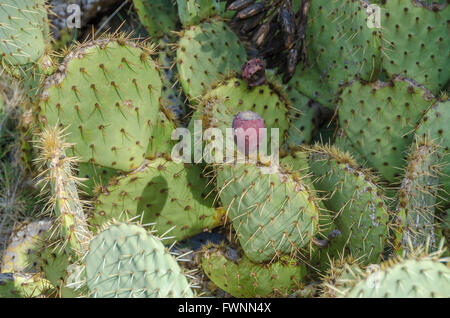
top-left (232, 111), bottom-right (266, 156)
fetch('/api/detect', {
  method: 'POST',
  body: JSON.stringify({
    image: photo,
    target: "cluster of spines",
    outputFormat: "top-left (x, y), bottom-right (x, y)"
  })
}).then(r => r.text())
top-left (339, 245), bottom-right (449, 298)
top-left (34, 126), bottom-right (91, 257)
top-left (395, 136), bottom-right (443, 255)
top-left (28, 126), bottom-right (94, 297)
top-left (84, 221), bottom-right (195, 298)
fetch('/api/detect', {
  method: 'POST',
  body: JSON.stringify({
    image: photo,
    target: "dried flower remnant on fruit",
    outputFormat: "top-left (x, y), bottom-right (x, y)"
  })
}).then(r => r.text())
top-left (241, 59), bottom-right (266, 87)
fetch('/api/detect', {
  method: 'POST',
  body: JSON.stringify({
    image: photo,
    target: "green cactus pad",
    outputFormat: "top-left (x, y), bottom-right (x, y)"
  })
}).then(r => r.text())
top-left (415, 100), bottom-right (450, 208)
top-left (280, 150), bottom-right (348, 272)
top-left (30, 228), bottom-right (84, 297)
top-left (0, 0), bottom-right (48, 67)
top-left (288, 0), bottom-right (382, 107)
top-left (146, 111), bottom-right (177, 159)
top-left (342, 254), bottom-right (450, 298)
top-left (309, 221), bottom-right (348, 273)
top-left (216, 162), bottom-right (319, 263)
top-left (177, 0), bottom-right (222, 27)
top-left (38, 127), bottom-right (91, 255)
top-left (381, 0), bottom-right (449, 94)
top-left (32, 247), bottom-right (80, 298)
top-left (31, 227), bottom-right (86, 298)
top-left (133, 0), bottom-right (177, 39)
top-left (279, 150), bottom-right (312, 183)
top-left (0, 273), bottom-right (52, 298)
top-left (38, 39), bottom-right (162, 172)
top-left (338, 77), bottom-right (435, 182)
top-left (201, 247), bottom-right (306, 297)
top-left (288, 65), bottom-right (336, 110)
top-left (308, 145), bottom-right (390, 265)
top-left (77, 163), bottom-right (119, 197)
top-left (176, 19), bottom-right (247, 100)
top-left (307, 199), bottom-right (349, 274)
top-left (320, 255), bottom-right (363, 298)
top-left (284, 86), bottom-right (316, 147)
top-left (92, 158), bottom-right (222, 243)
top-left (33, 127), bottom-right (92, 298)
top-left (334, 130), bottom-right (368, 167)
top-left (1, 220), bottom-right (51, 273)
top-left (85, 222), bottom-right (193, 298)
top-left (395, 137), bottom-right (442, 254)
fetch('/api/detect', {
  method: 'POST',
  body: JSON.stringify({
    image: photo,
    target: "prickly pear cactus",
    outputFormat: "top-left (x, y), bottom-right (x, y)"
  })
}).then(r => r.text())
top-left (338, 77), bottom-right (436, 182)
top-left (320, 255), bottom-right (363, 298)
top-left (32, 126), bottom-right (91, 298)
top-left (1, 220), bottom-right (51, 273)
top-left (284, 85), bottom-right (316, 147)
top-left (201, 245), bottom-right (307, 297)
top-left (176, 20), bottom-right (247, 100)
top-left (216, 161), bottom-right (320, 263)
top-left (193, 76), bottom-right (299, 153)
top-left (308, 145), bottom-right (390, 265)
top-left (32, 248), bottom-right (79, 297)
top-left (177, 0), bottom-right (222, 27)
top-left (85, 222), bottom-right (194, 298)
top-left (289, 0), bottom-right (383, 107)
top-left (288, 65), bottom-right (334, 111)
top-left (381, 0), bottom-right (449, 95)
top-left (92, 158), bottom-right (222, 243)
top-left (279, 150), bottom-right (312, 182)
top-left (308, 213), bottom-right (349, 273)
top-left (133, 0), bottom-right (178, 39)
top-left (415, 99), bottom-right (450, 208)
top-left (38, 38), bottom-right (162, 172)
top-left (341, 252), bottom-right (450, 298)
top-left (0, 0), bottom-right (49, 69)
top-left (0, 273), bottom-right (52, 298)
top-left (146, 111), bottom-right (177, 159)
top-left (2, 0), bottom-right (449, 300)
top-left (76, 163), bottom-right (119, 197)
top-left (35, 127), bottom-right (91, 255)
top-left (280, 150), bottom-right (348, 272)
top-left (334, 129), bottom-right (368, 166)
top-left (395, 137), bottom-right (442, 255)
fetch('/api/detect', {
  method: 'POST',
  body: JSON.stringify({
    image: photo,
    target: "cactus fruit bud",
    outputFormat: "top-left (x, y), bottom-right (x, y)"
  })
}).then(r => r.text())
top-left (232, 111), bottom-right (266, 155)
top-left (241, 59), bottom-right (266, 87)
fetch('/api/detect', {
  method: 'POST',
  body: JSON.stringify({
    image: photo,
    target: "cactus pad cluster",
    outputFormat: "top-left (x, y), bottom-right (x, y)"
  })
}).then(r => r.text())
top-left (0, 0), bottom-right (448, 299)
